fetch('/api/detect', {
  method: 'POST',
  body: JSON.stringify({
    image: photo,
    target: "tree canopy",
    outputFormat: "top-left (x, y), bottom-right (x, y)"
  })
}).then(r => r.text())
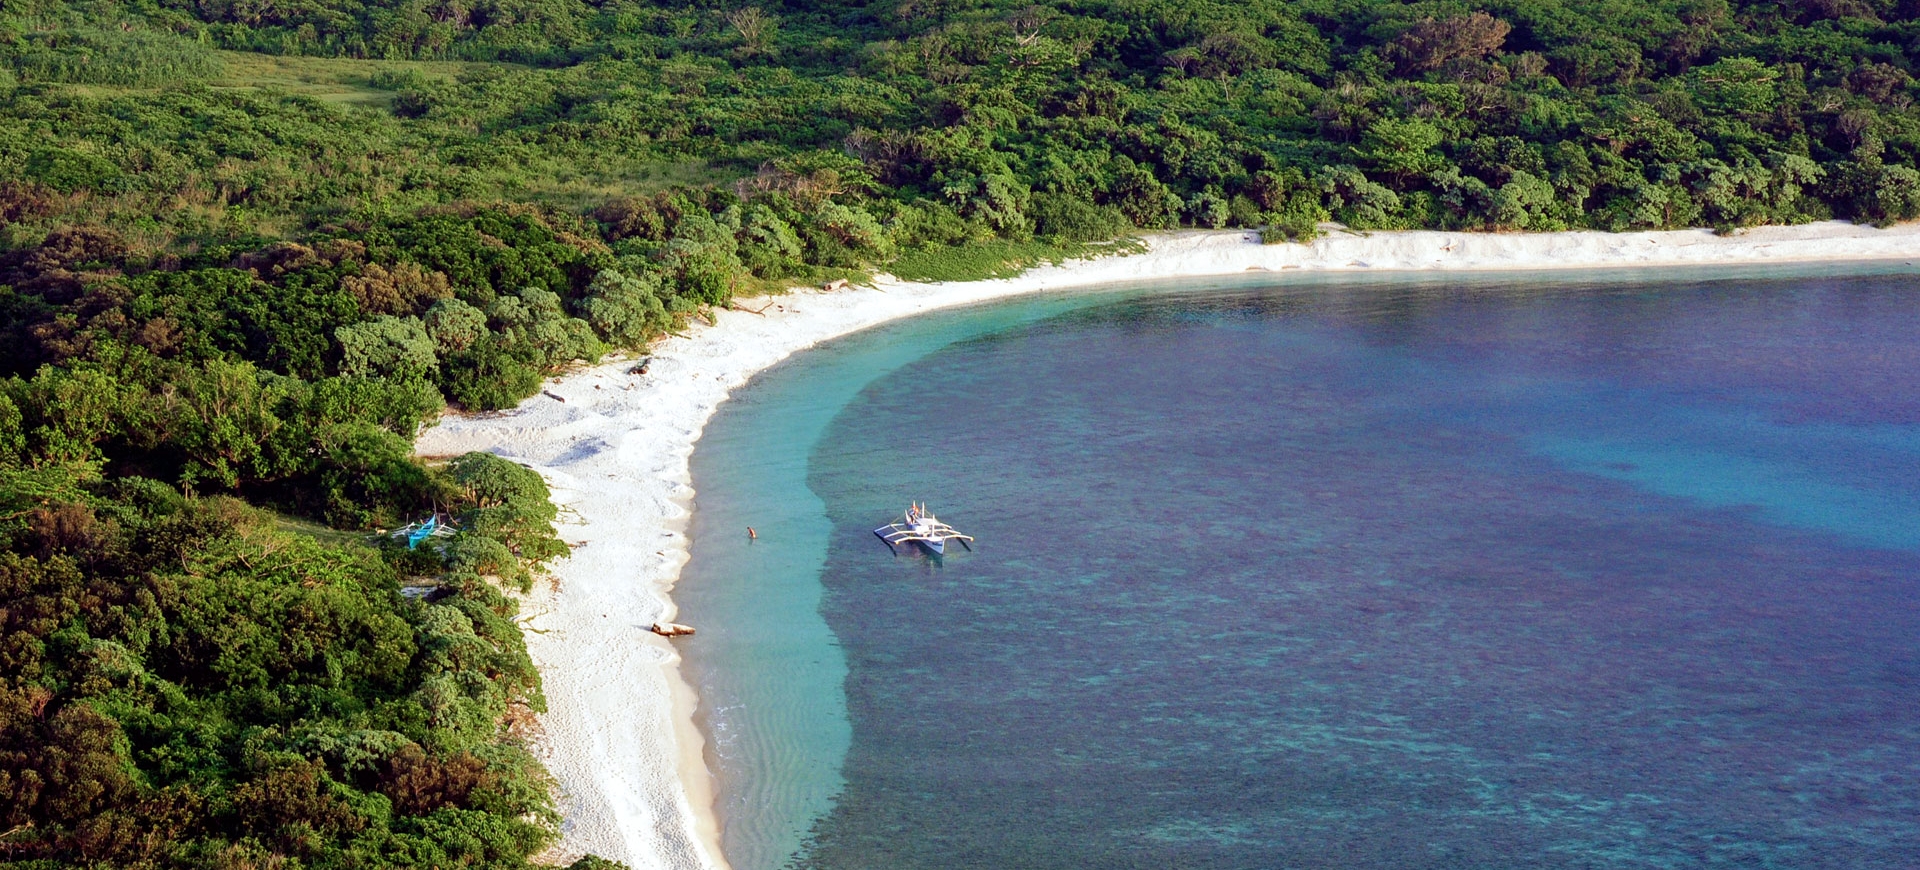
top-left (4, 0), bottom-right (1920, 865)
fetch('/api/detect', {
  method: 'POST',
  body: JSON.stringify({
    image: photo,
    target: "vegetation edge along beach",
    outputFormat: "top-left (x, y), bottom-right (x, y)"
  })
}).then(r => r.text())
top-left (5, 0), bottom-right (1920, 866)
top-left (420, 220), bottom-right (1918, 870)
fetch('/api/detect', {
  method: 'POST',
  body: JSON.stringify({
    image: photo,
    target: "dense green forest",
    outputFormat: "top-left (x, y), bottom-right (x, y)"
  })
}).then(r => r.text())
top-left (3, 0), bottom-right (1920, 866)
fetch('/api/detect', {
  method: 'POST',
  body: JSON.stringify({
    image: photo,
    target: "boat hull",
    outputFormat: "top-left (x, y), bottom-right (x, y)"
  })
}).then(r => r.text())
top-left (917, 538), bottom-right (945, 555)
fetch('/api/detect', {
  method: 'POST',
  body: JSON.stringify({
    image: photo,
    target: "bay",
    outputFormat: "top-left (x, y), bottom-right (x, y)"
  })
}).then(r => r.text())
top-left (682, 266), bottom-right (1920, 870)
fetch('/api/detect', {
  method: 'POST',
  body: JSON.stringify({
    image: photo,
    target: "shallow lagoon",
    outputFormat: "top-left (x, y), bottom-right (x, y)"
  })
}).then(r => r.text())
top-left (681, 266), bottom-right (1920, 869)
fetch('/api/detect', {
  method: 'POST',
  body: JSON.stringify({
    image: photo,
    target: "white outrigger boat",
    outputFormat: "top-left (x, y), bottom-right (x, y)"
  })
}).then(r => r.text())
top-left (873, 503), bottom-right (974, 555)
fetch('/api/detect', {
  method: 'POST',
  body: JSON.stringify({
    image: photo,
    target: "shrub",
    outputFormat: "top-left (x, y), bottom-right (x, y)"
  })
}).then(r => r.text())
top-left (424, 297), bottom-right (489, 354)
top-left (1872, 165), bottom-right (1920, 224)
top-left (22, 147), bottom-right (121, 194)
top-left (576, 269), bottom-right (669, 349)
top-left (338, 316), bottom-right (439, 379)
top-left (736, 205), bottom-right (806, 277)
top-left (444, 452), bottom-right (566, 565)
top-left (1031, 193), bottom-right (1128, 241)
top-left (1491, 171), bottom-right (1558, 230)
top-left (445, 535), bottom-right (527, 589)
top-left (657, 213), bottom-right (745, 306)
top-left (568, 856), bottom-right (635, 870)
top-left (1387, 12), bottom-right (1511, 74)
top-left (1186, 190), bottom-right (1231, 229)
top-left (442, 339), bottom-right (543, 411)
top-left (317, 423), bottom-right (437, 528)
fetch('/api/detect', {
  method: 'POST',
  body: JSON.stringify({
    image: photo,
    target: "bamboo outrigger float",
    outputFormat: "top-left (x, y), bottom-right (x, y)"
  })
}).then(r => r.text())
top-left (873, 502), bottom-right (974, 555)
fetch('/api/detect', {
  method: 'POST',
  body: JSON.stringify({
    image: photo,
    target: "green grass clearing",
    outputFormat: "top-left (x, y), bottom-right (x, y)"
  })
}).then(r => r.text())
top-left (272, 511), bottom-right (384, 548)
top-left (887, 237), bottom-right (1145, 283)
top-left (209, 51), bottom-right (515, 108)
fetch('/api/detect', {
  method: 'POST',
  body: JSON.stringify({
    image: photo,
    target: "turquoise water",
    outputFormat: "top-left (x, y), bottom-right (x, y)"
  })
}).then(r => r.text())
top-left (680, 266), bottom-right (1920, 869)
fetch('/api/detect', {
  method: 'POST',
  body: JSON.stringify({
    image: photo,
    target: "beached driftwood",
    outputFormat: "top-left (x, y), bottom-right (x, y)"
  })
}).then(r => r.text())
top-left (650, 621), bottom-right (697, 637)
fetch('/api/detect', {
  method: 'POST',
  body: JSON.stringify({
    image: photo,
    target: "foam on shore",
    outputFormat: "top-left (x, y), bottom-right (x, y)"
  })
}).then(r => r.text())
top-left (411, 221), bottom-right (1920, 869)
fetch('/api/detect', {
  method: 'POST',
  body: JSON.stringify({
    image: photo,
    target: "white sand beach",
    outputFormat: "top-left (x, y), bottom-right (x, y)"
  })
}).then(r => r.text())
top-left (411, 221), bottom-right (1919, 870)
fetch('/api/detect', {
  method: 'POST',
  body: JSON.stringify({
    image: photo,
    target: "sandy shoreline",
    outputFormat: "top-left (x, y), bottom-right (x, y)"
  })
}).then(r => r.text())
top-left (412, 221), bottom-right (1918, 869)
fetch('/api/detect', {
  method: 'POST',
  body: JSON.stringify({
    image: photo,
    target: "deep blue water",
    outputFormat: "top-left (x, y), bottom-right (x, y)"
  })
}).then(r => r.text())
top-left (681, 267), bottom-right (1920, 870)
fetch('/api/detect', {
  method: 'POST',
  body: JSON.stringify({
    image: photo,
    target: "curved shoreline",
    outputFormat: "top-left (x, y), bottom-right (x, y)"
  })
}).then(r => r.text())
top-left (411, 221), bottom-right (1919, 869)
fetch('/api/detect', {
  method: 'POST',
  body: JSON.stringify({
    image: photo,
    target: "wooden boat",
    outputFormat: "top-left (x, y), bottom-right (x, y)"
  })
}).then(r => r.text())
top-left (650, 622), bottom-right (696, 637)
top-left (873, 502), bottom-right (973, 555)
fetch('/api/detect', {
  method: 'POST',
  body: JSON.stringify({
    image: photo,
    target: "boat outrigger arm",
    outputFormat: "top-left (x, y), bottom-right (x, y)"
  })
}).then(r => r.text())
top-left (873, 502), bottom-right (974, 555)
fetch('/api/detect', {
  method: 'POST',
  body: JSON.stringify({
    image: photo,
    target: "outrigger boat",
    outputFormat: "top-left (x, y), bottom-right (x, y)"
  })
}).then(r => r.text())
top-left (391, 514), bottom-right (458, 550)
top-left (873, 502), bottom-right (974, 555)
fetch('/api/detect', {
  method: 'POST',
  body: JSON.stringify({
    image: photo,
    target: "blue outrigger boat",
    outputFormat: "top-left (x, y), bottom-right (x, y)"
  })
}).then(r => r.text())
top-left (392, 515), bottom-right (457, 549)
